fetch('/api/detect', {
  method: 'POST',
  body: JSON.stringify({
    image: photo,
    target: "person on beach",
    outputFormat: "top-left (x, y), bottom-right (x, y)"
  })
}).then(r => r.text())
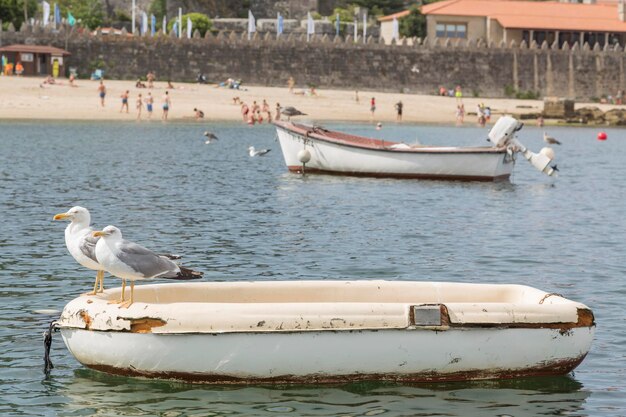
top-left (162, 91), bottom-right (171, 121)
top-left (477, 103), bottom-right (486, 127)
top-left (536, 115), bottom-right (544, 127)
top-left (287, 76), bottom-right (295, 93)
top-left (15, 62), bottom-right (23, 76)
top-left (147, 71), bottom-right (155, 88)
top-left (120, 90), bottom-right (130, 113)
top-left (194, 108), bottom-right (205, 120)
top-left (262, 99), bottom-right (272, 122)
top-left (455, 104), bottom-right (465, 125)
top-left (136, 93), bottom-right (143, 120)
top-left (455, 85), bottom-right (463, 103)
top-left (275, 103), bottom-right (281, 121)
top-left (97, 81), bottom-right (106, 107)
top-left (370, 97), bottom-right (376, 120)
top-left (355, 90), bottom-right (360, 103)
top-left (395, 100), bottom-right (403, 122)
top-left (241, 102), bottom-right (249, 122)
top-left (145, 92), bottom-right (154, 119)
top-left (69, 73), bottom-right (76, 87)
top-left (166, 80), bottom-right (174, 89)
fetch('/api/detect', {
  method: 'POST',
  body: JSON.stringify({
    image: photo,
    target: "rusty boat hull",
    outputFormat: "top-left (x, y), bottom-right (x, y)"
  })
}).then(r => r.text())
top-left (58, 281), bottom-right (594, 384)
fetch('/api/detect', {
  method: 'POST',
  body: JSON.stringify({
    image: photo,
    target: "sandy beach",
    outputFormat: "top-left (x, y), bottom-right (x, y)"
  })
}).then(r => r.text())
top-left (0, 76), bottom-right (619, 124)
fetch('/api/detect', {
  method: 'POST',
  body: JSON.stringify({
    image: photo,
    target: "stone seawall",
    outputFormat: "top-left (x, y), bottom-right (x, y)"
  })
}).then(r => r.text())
top-left (1, 24), bottom-right (625, 99)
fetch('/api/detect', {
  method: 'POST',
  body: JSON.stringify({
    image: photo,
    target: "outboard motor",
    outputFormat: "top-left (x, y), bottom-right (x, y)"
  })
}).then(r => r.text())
top-left (488, 116), bottom-right (523, 148)
top-left (489, 116), bottom-right (557, 177)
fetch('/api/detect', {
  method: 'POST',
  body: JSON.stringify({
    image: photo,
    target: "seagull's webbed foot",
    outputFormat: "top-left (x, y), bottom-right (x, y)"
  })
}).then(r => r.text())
top-left (118, 299), bottom-right (134, 309)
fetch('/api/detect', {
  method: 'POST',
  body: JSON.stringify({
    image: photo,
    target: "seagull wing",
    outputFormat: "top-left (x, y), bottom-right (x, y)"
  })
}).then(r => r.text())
top-left (79, 231), bottom-right (100, 264)
top-left (116, 240), bottom-right (179, 278)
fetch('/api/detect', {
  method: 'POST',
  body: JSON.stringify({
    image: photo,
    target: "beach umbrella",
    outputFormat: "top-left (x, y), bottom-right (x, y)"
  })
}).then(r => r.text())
top-left (392, 16), bottom-right (399, 42)
top-left (172, 22), bottom-right (178, 37)
top-left (277, 12), bottom-right (283, 38)
top-left (353, 17), bottom-right (357, 41)
top-left (335, 13), bottom-right (340, 37)
top-left (187, 16), bottom-right (192, 38)
top-left (306, 12), bottom-right (314, 42)
top-left (67, 11), bottom-right (76, 26)
top-left (42, 1), bottom-right (50, 27)
top-left (248, 10), bottom-right (256, 40)
top-left (162, 15), bottom-right (167, 34)
top-left (151, 14), bottom-right (155, 36)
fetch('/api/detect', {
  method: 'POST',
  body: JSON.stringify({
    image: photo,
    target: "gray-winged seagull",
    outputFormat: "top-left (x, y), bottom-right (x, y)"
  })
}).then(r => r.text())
top-left (53, 206), bottom-right (105, 295)
top-left (248, 146), bottom-right (271, 157)
top-left (93, 225), bottom-right (202, 308)
top-left (543, 132), bottom-right (561, 145)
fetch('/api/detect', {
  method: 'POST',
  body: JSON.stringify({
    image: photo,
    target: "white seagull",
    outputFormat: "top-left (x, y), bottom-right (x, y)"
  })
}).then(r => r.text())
top-left (93, 225), bottom-right (202, 308)
top-left (53, 206), bottom-right (105, 295)
top-left (203, 131), bottom-right (219, 144)
top-left (248, 146), bottom-right (271, 157)
top-left (543, 132), bottom-right (561, 145)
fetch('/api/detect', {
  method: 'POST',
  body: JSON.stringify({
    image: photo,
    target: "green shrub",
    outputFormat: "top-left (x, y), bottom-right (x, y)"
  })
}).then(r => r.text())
top-left (167, 12), bottom-right (212, 37)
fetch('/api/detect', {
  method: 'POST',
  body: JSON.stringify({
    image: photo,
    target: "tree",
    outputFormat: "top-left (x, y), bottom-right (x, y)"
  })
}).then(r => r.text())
top-left (167, 13), bottom-right (212, 37)
top-left (149, 0), bottom-right (167, 20)
top-left (350, 0), bottom-right (406, 15)
top-left (0, 0), bottom-right (37, 29)
top-left (399, 5), bottom-right (426, 38)
top-left (57, 0), bottom-right (104, 29)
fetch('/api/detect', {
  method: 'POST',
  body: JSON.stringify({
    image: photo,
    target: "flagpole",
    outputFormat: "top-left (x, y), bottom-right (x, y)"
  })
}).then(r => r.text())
top-left (131, 0), bottom-right (136, 34)
top-left (178, 8), bottom-right (182, 38)
top-left (363, 11), bottom-right (367, 43)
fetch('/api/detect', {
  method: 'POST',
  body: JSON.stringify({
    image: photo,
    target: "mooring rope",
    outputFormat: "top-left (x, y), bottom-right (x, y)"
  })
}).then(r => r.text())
top-left (43, 321), bottom-right (59, 376)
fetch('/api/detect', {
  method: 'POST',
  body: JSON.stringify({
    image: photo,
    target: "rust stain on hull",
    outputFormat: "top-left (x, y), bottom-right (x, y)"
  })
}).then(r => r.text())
top-left (84, 355), bottom-right (587, 385)
top-left (129, 318), bottom-right (167, 334)
top-left (79, 310), bottom-right (92, 330)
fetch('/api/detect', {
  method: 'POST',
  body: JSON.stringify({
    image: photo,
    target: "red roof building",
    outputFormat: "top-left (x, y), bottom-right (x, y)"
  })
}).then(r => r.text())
top-left (379, 0), bottom-right (626, 46)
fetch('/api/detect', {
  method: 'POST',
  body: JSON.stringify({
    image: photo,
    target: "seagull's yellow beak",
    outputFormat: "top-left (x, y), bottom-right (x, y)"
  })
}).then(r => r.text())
top-left (92, 231), bottom-right (105, 238)
top-left (53, 212), bottom-right (71, 221)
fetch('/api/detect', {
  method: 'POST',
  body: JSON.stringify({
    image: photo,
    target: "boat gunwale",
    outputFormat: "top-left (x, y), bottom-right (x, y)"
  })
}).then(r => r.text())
top-left (274, 121), bottom-right (508, 155)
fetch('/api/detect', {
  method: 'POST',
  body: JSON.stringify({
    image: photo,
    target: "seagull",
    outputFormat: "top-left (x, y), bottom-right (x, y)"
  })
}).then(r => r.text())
top-left (543, 132), bottom-right (561, 145)
top-left (93, 225), bottom-right (202, 308)
top-left (280, 106), bottom-right (307, 120)
top-left (53, 206), bottom-right (105, 295)
top-left (203, 131), bottom-right (219, 144)
top-left (248, 146), bottom-right (271, 157)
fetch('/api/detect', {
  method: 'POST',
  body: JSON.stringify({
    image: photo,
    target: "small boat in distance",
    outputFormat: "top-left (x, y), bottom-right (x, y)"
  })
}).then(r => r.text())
top-left (274, 116), bottom-right (557, 181)
top-left (57, 280), bottom-right (594, 384)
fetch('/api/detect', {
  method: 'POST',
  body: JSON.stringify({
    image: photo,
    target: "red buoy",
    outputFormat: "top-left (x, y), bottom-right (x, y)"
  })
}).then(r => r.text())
top-left (598, 132), bottom-right (608, 141)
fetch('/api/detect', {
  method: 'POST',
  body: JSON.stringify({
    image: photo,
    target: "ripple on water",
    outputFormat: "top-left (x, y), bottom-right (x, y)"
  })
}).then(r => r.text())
top-left (0, 121), bottom-right (624, 416)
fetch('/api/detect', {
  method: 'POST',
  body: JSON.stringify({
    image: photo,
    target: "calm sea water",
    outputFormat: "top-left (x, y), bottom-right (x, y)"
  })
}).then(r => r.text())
top-left (0, 120), bottom-right (624, 416)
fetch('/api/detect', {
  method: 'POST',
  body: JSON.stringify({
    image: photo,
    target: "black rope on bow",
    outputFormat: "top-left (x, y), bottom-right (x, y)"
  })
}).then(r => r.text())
top-left (43, 321), bottom-right (58, 376)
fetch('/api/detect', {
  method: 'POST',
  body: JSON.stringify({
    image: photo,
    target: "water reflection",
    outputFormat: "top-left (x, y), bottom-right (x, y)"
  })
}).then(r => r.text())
top-left (52, 370), bottom-right (588, 417)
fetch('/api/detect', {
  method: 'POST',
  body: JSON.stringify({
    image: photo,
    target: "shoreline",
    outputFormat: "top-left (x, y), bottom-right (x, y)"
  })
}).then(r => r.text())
top-left (0, 76), bottom-right (621, 126)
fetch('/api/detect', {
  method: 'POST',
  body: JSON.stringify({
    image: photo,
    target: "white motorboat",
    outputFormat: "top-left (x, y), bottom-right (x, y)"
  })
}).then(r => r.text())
top-left (57, 280), bottom-right (594, 384)
top-left (274, 116), bottom-right (557, 181)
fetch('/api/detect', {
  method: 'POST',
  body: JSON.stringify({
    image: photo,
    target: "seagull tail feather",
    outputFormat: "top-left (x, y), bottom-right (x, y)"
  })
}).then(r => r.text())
top-left (168, 266), bottom-right (203, 280)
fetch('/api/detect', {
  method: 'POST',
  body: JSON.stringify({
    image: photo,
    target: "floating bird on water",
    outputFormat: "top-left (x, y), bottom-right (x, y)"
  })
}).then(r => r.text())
top-left (248, 146), bottom-right (271, 157)
top-left (281, 106), bottom-right (307, 120)
top-left (543, 132), bottom-right (561, 145)
top-left (203, 131), bottom-right (219, 144)
top-left (93, 225), bottom-right (202, 308)
top-left (53, 206), bottom-right (106, 295)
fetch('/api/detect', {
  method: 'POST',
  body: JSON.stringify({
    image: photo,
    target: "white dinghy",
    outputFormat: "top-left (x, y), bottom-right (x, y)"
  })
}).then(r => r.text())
top-left (58, 280), bottom-right (594, 384)
top-left (274, 116), bottom-right (557, 181)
